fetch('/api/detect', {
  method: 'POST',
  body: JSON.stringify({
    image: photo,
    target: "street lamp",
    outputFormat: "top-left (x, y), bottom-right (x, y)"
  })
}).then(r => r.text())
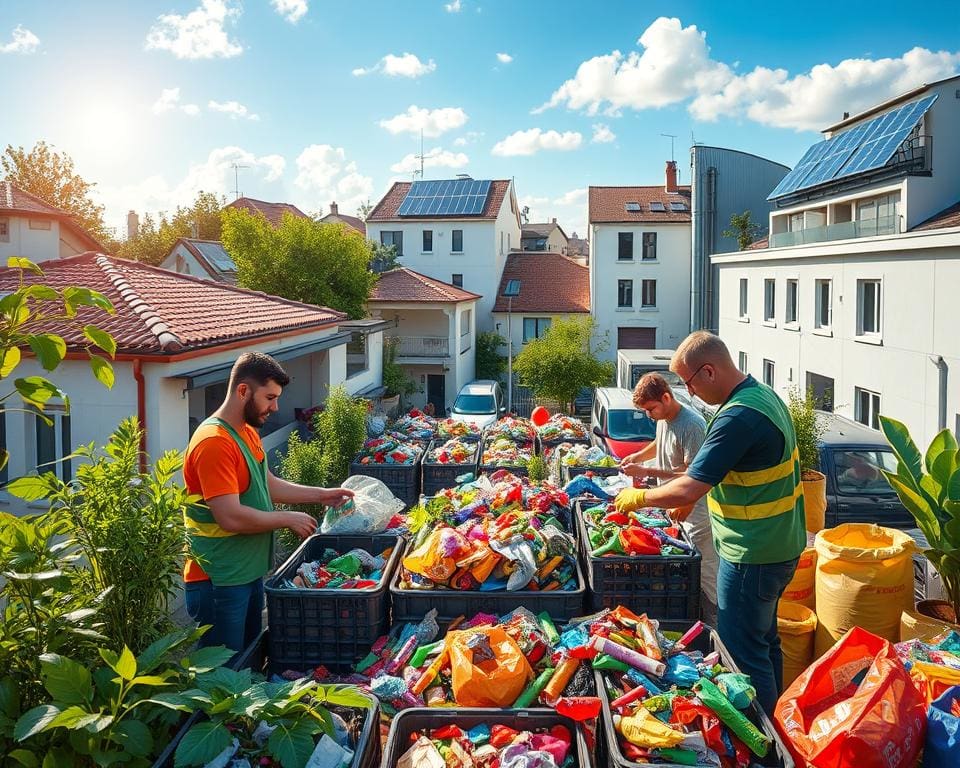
top-left (502, 279), bottom-right (521, 412)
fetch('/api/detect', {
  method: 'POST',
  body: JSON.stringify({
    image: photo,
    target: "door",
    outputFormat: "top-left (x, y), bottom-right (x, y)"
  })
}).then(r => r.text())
top-left (806, 371), bottom-right (834, 412)
top-left (618, 327), bottom-right (656, 350)
top-left (427, 374), bottom-right (446, 416)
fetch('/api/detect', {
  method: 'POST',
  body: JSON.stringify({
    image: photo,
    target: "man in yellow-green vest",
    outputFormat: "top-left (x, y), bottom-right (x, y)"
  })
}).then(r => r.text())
top-left (615, 331), bottom-right (804, 714)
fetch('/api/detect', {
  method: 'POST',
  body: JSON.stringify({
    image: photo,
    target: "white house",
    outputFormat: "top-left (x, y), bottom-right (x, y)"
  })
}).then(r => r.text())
top-left (588, 162), bottom-right (692, 357)
top-left (0, 253), bottom-right (386, 511)
top-left (0, 182), bottom-right (103, 263)
top-left (368, 267), bottom-right (478, 414)
top-left (713, 74), bottom-right (960, 448)
top-left (522, 220), bottom-right (569, 255)
top-left (365, 177), bottom-right (522, 332)
top-left (160, 237), bottom-right (237, 283)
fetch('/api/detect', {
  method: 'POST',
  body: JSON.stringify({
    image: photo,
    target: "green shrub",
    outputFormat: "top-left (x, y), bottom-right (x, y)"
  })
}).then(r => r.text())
top-left (313, 386), bottom-right (369, 486)
top-left (787, 387), bottom-right (826, 472)
top-left (476, 331), bottom-right (507, 382)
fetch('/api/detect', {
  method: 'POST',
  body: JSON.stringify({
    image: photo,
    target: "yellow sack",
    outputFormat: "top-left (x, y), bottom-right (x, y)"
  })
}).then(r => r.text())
top-left (910, 660), bottom-right (960, 706)
top-left (900, 609), bottom-right (960, 643)
top-left (448, 625), bottom-right (533, 707)
top-left (777, 601), bottom-right (818, 687)
top-left (617, 707), bottom-right (685, 749)
top-left (781, 547), bottom-right (817, 608)
top-left (814, 524), bottom-right (916, 655)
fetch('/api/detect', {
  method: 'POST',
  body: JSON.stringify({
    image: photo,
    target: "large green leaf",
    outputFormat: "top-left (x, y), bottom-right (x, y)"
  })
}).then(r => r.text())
top-left (179, 645), bottom-right (234, 674)
top-left (880, 415), bottom-right (924, 483)
top-left (0, 676), bottom-right (21, 719)
top-left (6, 475), bottom-right (54, 502)
top-left (947, 468), bottom-right (960, 503)
top-left (6, 749), bottom-right (39, 768)
top-left (88, 354), bottom-right (114, 389)
top-left (14, 705), bottom-right (61, 741)
top-left (6, 257), bottom-right (43, 274)
top-left (14, 376), bottom-right (65, 408)
top-left (173, 721), bottom-right (232, 768)
top-left (267, 720), bottom-right (316, 768)
top-left (926, 429), bottom-right (959, 473)
top-left (27, 335), bottom-right (67, 372)
top-left (62, 286), bottom-right (114, 315)
top-left (108, 719), bottom-right (152, 758)
top-left (115, 647), bottom-right (136, 682)
top-left (39, 654), bottom-right (92, 706)
top-left (21, 285), bottom-right (58, 302)
top-left (882, 470), bottom-right (941, 542)
top-left (82, 325), bottom-right (116, 358)
top-left (1, 346), bottom-right (21, 377)
top-left (319, 685), bottom-right (373, 710)
top-left (931, 450), bottom-right (960, 498)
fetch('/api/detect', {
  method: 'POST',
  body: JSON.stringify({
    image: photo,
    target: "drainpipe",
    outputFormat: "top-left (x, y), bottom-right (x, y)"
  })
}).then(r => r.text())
top-left (133, 359), bottom-right (147, 472)
top-left (930, 355), bottom-right (948, 431)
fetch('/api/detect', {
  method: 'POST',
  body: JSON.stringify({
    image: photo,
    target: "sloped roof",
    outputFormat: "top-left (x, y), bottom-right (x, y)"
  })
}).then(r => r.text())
top-left (492, 252), bottom-right (590, 314)
top-left (522, 221), bottom-right (569, 241)
top-left (746, 237), bottom-right (769, 250)
top-left (225, 197), bottom-right (310, 226)
top-left (320, 212), bottom-right (367, 235)
top-left (370, 267), bottom-right (481, 303)
top-left (367, 180), bottom-right (511, 222)
top-left (589, 186), bottom-right (692, 224)
top-left (0, 253), bottom-right (345, 356)
top-left (177, 237), bottom-right (236, 278)
top-left (567, 235), bottom-right (589, 258)
top-left (0, 181), bottom-right (104, 251)
top-left (912, 200), bottom-right (960, 232)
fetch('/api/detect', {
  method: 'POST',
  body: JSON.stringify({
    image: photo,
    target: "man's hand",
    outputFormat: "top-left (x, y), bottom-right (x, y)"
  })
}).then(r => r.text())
top-left (314, 487), bottom-right (355, 507)
top-left (283, 510), bottom-right (319, 539)
top-left (620, 463), bottom-right (648, 479)
top-left (668, 504), bottom-right (694, 524)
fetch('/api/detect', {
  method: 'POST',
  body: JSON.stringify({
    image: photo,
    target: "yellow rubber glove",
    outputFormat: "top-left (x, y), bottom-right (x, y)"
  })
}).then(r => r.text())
top-left (614, 488), bottom-right (646, 514)
top-left (616, 706), bottom-right (685, 748)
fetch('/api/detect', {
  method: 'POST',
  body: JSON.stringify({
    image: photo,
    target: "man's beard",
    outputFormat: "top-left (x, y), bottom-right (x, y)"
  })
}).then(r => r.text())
top-left (243, 398), bottom-right (269, 427)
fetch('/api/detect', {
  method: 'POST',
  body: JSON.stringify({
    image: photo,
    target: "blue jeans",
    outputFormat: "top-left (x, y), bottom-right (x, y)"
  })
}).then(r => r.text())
top-left (716, 555), bottom-right (799, 715)
top-left (184, 578), bottom-right (264, 657)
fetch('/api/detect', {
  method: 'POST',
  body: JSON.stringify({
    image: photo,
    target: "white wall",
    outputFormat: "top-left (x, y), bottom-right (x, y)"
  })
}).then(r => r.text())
top-left (491, 311), bottom-right (589, 355)
top-left (0, 214), bottom-right (63, 263)
top-left (159, 243), bottom-right (206, 279)
top-left (589, 221), bottom-right (691, 359)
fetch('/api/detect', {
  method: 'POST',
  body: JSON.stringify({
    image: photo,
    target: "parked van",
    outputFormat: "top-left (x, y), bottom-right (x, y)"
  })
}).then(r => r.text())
top-left (590, 387), bottom-right (656, 460)
top-left (449, 380), bottom-right (506, 428)
top-left (616, 348), bottom-right (714, 420)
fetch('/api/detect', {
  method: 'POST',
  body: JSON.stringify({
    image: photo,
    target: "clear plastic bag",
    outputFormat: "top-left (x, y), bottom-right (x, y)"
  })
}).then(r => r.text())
top-left (320, 475), bottom-right (404, 534)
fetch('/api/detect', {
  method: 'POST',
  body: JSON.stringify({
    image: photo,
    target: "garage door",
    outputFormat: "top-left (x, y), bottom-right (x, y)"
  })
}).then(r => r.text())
top-left (618, 327), bottom-right (656, 349)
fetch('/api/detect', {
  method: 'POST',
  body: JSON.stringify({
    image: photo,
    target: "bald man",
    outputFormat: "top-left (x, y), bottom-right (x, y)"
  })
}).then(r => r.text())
top-left (614, 331), bottom-right (804, 714)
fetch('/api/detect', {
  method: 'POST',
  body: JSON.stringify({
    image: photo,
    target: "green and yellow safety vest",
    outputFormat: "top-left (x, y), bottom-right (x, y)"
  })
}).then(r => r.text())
top-left (184, 417), bottom-right (275, 586)
top-left (706, 383), bottom-right (806, 564)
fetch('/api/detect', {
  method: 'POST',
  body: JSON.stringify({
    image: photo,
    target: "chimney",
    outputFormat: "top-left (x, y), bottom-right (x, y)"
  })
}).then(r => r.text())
top-left (551, 217), bottom-right (557, 224)
top-left (665, 161), bottom-right (678, 193)
top-left (126, 210), bottom-right (139, 240)
top-left (330, 201), bottom-right (338, 215)
top-left (842, 111), bottom-right (850, 120)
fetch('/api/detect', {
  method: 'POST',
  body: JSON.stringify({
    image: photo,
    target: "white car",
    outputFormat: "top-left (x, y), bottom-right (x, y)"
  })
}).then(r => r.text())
top-left (449, 380), bottom-right (506, 429)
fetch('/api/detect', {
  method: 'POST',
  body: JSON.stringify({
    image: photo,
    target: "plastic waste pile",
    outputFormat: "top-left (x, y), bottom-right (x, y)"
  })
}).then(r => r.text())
top-left (537, 414), bottom-right (590, 443)
top-left (279, 546), bottom-right (392, 591)
top-left (896, 629), bottom-right (960, 706)
top-left (355, 435), bottom-right (423, 465)
top-left (390, 409), bottom-right (437, 442)
top-left (581, 501), bottom-right (696, 558)
top-left (396, 722), bottom-right (576, 768)
top-left (320, 475), bottom-right (406, 535)
top-left (436, 418), bottom-right (483, 441)
top-left (547, 442), bottom-right (617, 469)
top-left (482, 437), bottom-right (534, 467)
top-left (486, 416), bottom-right (537, 443)
top-left (427, 438), bottom-right (478, 465)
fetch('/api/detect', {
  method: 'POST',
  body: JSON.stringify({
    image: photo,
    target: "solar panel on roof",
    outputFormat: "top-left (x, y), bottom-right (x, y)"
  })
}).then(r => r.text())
top-left (193, 241), bottom-right (236, 272)
top-left (398, 179), bottom-right (493, 216)
top-left (768, 94), bottom-right (937, 200)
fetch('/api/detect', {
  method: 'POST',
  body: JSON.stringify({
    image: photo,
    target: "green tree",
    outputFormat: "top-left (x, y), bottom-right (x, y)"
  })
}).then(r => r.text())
top-left (221, 208), bottom-right (376, 318)
top-left (722, 210), bottom-right (762, 250)
top-left (787, 386), bottom-right (826, 473)
top-left (371, 241), bottom-right (400, 273)
top-left (513, 317), bottom-right (614, 413)
top-left (356, 199), bottom-right (374, 219)
top-left (382, 337), bottom-right (417, 402)
top-left (116, 190), bottom-right (226, 266)
top-left (313, 386), bottom-right (369, 486)
top-left (475, 331), bottom-right (507, 382)
top-left (2, 141), bottom-right (110, 245)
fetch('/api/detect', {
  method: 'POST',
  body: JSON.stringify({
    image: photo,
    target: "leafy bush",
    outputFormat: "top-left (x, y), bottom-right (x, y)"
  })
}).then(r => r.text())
top-left (786, 387), bottom-right (826, 473)
top-left (276, 431), bottom-right (327, 560)
top-left (475, 331), bottom-right (507, 382)
top-left (313, 386), bottom-right (368, 486)
top-left (527, 455), bottom-right (548, 483)
top-left (382, 337), bottom-right (417, 400)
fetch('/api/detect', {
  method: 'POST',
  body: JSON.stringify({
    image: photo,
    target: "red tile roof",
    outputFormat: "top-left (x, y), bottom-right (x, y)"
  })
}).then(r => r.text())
top-left (225, 197), bottom-right (310, 226)
top-left (367, 180), bottom-right (512, 221)
top-left (912, 200), bottom-right (960, 232)
top-left (492, 252), bottom-right (590, 313)
top-left (0, 182), bottom-right (104, 251)
top-left (320, 212), bottom-right (367, 235)
top-left (746, 236), bottom-right (769, 250)
top-left (589, 186), bottom-right (692, 224)
top-left (0, 253), bottom-right (345, 356)
top-left (370, 267), bottom-right (481, 303)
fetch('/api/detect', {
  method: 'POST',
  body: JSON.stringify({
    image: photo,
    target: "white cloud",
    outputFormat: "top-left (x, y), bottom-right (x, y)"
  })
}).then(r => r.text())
top-left (553, 188), bottom-right (587, 207)
top-left (380, 105), bottom-right (469, 138)
top-left (208, 99), bottom-right (260, 120)
top-left (152, 87), bottom-right (201, 116)
top-left (496, 52), bottom-right (513, 64)
top-left (353, 52), bottom-right (436, 78)
top-left (272, 0), bottom-right (308, 24)
top-left (0, 25), bottom-right (39, 54)
top-left (145, 0), bottom-right (243, 60)
top-left (453, 131), bottom-right (484, 147)
top-left (519, 188), bottom-right (589, 241)
top-left (390, 147), bottom-right (469, 174)
top-left (591, 123), bottom-right (616, 143)
top-left (294, 144), bottom-right (374, 214)
top-left (445, 0), bottom-right (462, 12)
top-left (491, 128), bottom-right (583, 157)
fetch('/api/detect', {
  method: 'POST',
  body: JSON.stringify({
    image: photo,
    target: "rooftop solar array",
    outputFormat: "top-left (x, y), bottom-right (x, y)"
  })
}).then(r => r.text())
top-left (768, 94), bottom-right (937, 200)
top-left (397, 179), bottom-right (492, 216)
top-left (193, 241), bottom-right (236, 272)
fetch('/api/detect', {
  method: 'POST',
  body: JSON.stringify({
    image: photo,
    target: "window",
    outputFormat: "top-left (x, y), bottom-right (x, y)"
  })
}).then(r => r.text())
top-left (669, 201), bottom-right (687, 212)
top-left (451, 273), bottom-right (463, 287)
top-left (35, 407), bottom-right (71, 482)
top-left (460, 310), bottom-right (472, 346)
top-left (814, 279), bottom-right (832, 329)
top-left (0, 217), bottom-right (8, 242)
top-left (451, 229), bottom-right (463, 252)
top-left (522, 317), bottom-right (551, 342)
top-left (738, 352), bottom-right (748, 373)
top-left (640, 279), bottom-right (656, 308)
top-left (618, 279), bottom-right (633, 308)
top-left (764, 279), bottom-right (776, 322)
top-left (625, 202), bottom-right (641, 212)
top-left (641, 232), bottom-right (657, 261)
top-left (857, 279), bottom-right (881, 336)
top-left (835, 450), bottom-right (898, 495)
top-left (763, 359), bottom-right (775, 388)
top-left (855, 387), bottom-right (881, 430)
top-left (346, 332), bottom-right (368, 377)
top-left (739, 278), bottom-right (748, 318)
top-left (29, 219), bottom-right (51, 230)
top-left (380, 231), bottom-right (403, 256)
top-left (649, 201), bottom-right (665, 212)
top-left (618, 232), bottom-right (633, 260)
top-left (422, 230), bottom-right (433, 252)
top-left (786, 279), bottom-right (798, 324)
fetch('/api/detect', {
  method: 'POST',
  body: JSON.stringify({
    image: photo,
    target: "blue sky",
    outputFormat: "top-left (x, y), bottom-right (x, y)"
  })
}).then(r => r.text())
top-left (3, 0), bottom-right (960, 238)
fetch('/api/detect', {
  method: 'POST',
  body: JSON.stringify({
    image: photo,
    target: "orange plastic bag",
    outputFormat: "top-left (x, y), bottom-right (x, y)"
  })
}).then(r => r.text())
top-left (448, 624), bottom-right (533, 707)
top-left (774, 626), bottom-right (926, 768)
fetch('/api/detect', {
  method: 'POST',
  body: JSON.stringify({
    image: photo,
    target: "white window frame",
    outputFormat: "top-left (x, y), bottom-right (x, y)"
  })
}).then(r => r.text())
top-left (785, 279), bottom-right (799, 327)
top-left (640, 279), bottom-right (657, 308)
top-left (856, 279), bottom-right (882, 340)
top-left (763, 359), bottom-right (775, 388)
top-left (854, 386), bottom-right (881, 430)
top-left (522, 317), bottom-right (551, 343)
top-left (738, 278), bottom-right (748, 320)
top-left (763, 279), bottom-right (776, 324)
top-left (738, 351), bottom-right (748, 374)
top-left (814, 279), bottom-right (832, 331)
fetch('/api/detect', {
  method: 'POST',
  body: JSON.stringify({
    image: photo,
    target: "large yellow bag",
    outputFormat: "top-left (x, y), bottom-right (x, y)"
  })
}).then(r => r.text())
top-left (814, 524), bottom-right (916, 655)
top-left (777, 601), bottom-right (818, 687)
top-left (900, 609), bottom-right (960, 642)
top-left (781, 547), bottom-right (817, 608)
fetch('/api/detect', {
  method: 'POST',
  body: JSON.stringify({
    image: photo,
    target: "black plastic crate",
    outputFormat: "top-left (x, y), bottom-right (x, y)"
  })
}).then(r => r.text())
top-left (563, 464), bottom-right (622, 483)
top-left (540, 435), bottom-right (593, 449)
top-left (349, 453), bottom-right (423, 509)
top-left (478, 437), bottom-right (537, 477)
top-left (390, 538), bottom-right (585, 624)
top-left (265, 534), bottom-right (401, 671)
top-left (383, 708), bottom-right (591, 767)
top-left (596, 621), bottom-right (794, 768)
top-left (421, 439), bottom-right (480, 496)
top-left (577, 500), bottom-right (702, 620)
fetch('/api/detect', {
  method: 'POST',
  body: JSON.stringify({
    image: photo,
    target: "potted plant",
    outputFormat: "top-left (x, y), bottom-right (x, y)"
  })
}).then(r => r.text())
top-left (880, 416), bottom-right (960, 626)
top-left (381, 337), bottom-right (417, 416)
top-left (787, 387), bottom-right (828, 533)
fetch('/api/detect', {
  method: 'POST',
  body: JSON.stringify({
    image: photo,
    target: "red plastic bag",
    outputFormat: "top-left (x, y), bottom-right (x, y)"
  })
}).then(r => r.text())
top-left (774, 626), bottom-right (926, 768)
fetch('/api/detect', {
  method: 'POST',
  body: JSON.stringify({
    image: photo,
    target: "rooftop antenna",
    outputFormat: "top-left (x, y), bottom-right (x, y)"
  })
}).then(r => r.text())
top-left (661, 133), bottom-right (677, 162)
top-left (412, 129), bottom-right (425, 179)
top-left (231, 162), bottom-right (249, 200)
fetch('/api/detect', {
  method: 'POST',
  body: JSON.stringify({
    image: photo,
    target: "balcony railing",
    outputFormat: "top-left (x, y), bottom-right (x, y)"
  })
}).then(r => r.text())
top-left (770, 214), bottom-right (900, 248)
top-left (393, 335), bottom-right (450, 357)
